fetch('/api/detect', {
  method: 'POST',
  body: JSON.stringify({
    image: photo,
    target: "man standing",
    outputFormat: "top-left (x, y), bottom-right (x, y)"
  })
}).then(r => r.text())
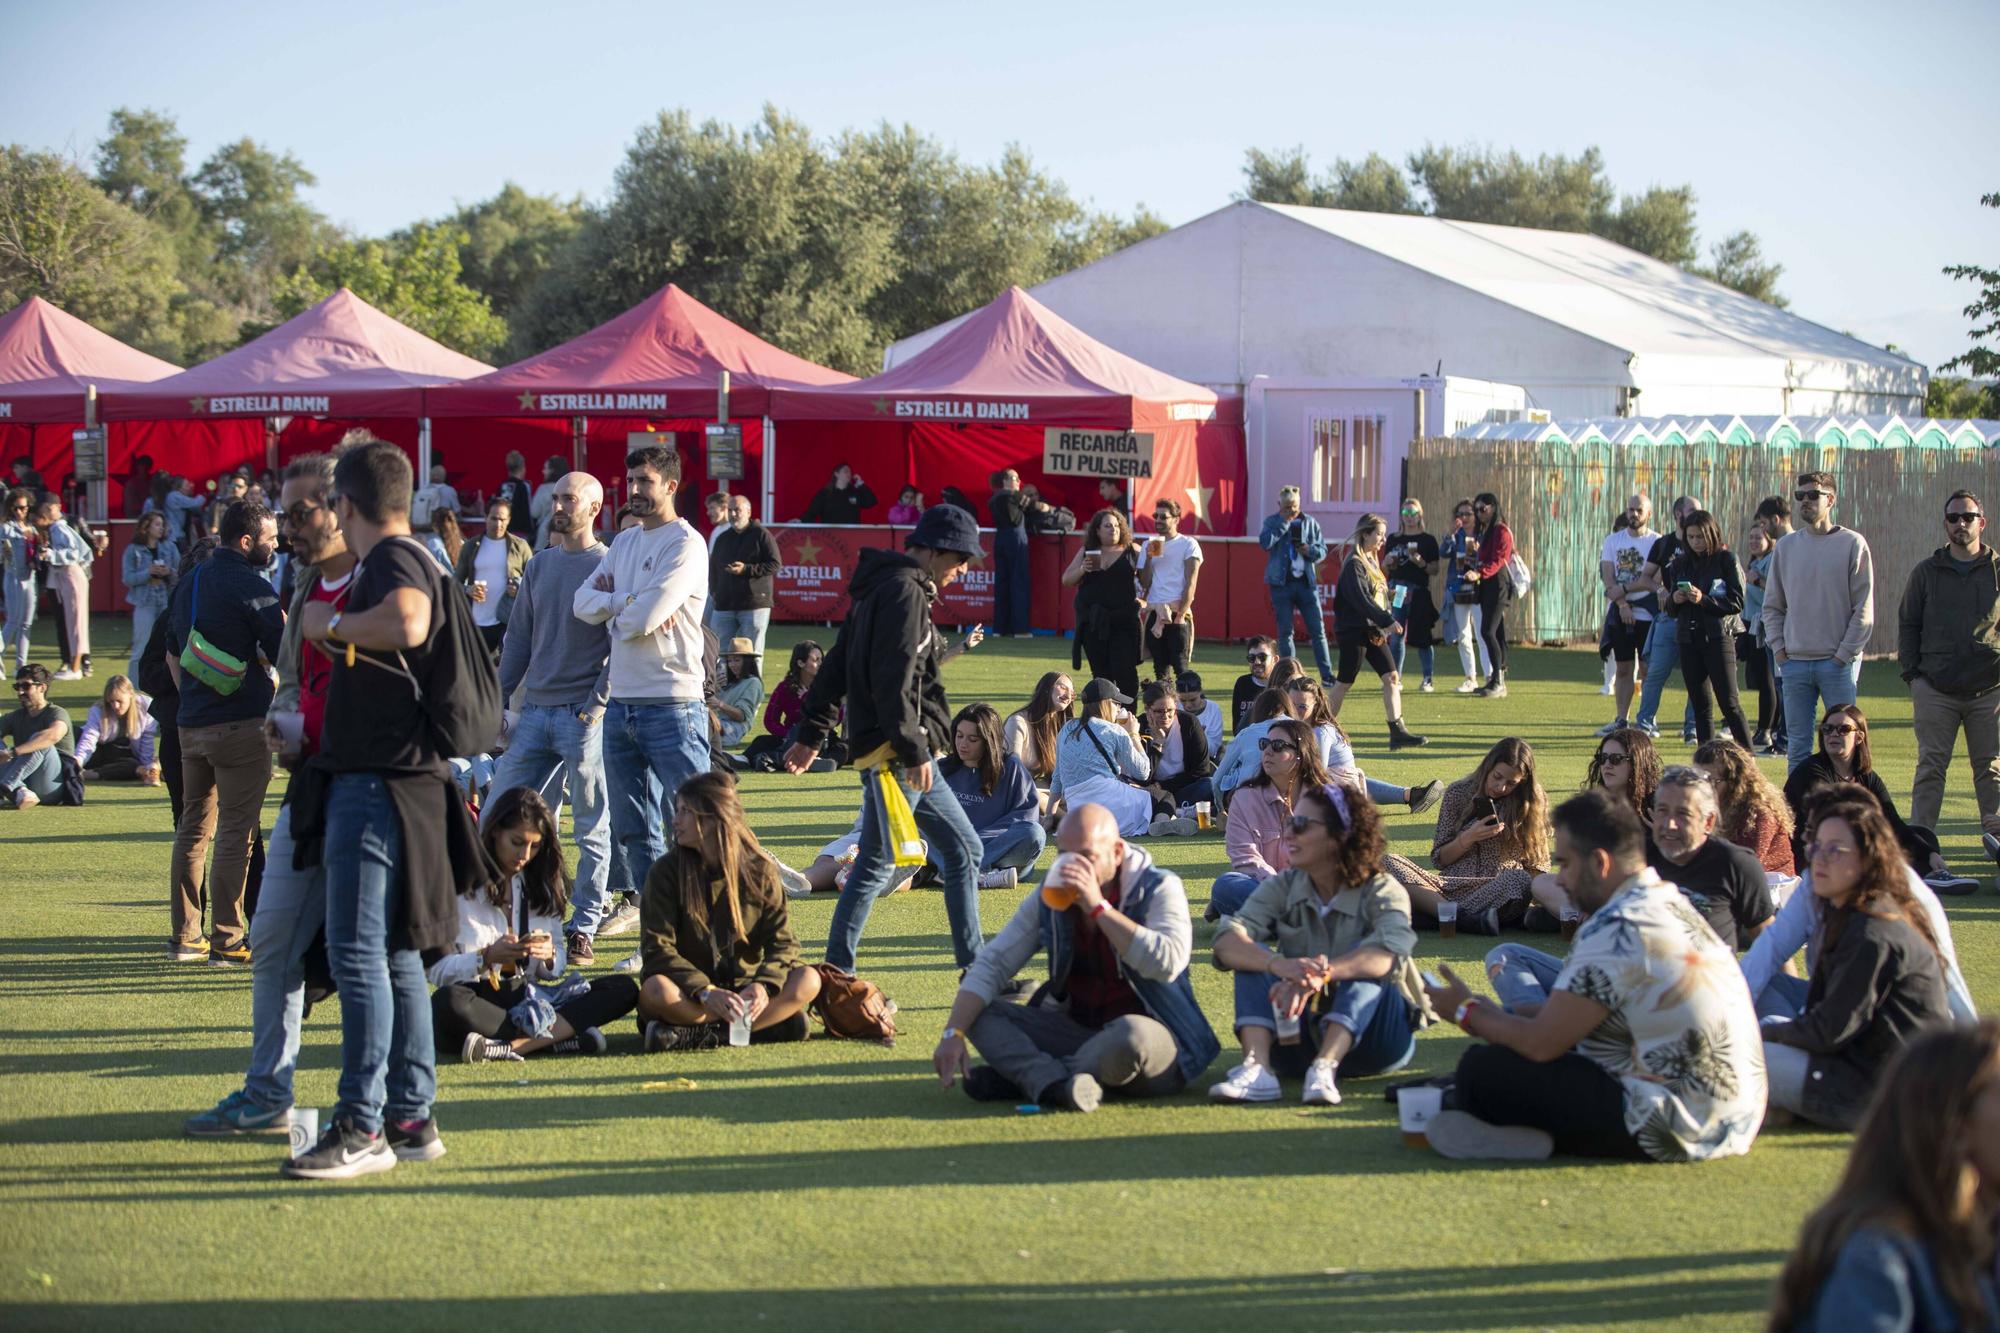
top-left (1631, 495), bottom-right (1700, 742)
top-left (988, 469), bottom-right (1030, 638)
top-left (932, 804), bottom-right (1219, 1112)
top-left (1597, 494), bottom-right (1657, 735)
top-left (498, 451), bottom-right (535, 542)
top-left (1259, 485), bottom-right (1333, 683)
top-left (1138, 499), bottom-right (1202, 683)
top-left (1762, 472), bottom-right (1874, 773)
top-left (163, 499), bottom-right (282, 965)
top-left (412, 461), bottom-right (460, 531)
top-left (702, 492), bottom-right (730, 557)
top-left (709, 493), bottom-right (781, 663)
top-left (1899, 489), bottom-right (2000, 841)
top-left (785, 505), bottom-right (986, 976)
top-left (491, 471), bottom-right (618, 967)
top-left (800, 463), bottom-right (876, 524)
top-left (573, 446), bottom-right (711, 897)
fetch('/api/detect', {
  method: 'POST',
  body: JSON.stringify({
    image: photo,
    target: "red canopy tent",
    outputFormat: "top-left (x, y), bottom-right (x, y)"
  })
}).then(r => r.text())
top-left (0, 297), bottom-right (263, 510)
top-left (424, 283), bottom-right (854, 515)
top-left (767, 286), bottom-right (1246, 535)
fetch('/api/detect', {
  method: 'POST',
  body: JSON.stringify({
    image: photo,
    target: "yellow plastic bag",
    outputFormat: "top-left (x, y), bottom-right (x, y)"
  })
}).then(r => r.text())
top-left (873, 765), bottom-right (927, 867)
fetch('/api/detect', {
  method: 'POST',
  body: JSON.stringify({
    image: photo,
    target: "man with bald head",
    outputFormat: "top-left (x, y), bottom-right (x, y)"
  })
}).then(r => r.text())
top-left (489, 470), bottom-right (626, 965)
top-left (932, 803), bottom-right (1220, 1111)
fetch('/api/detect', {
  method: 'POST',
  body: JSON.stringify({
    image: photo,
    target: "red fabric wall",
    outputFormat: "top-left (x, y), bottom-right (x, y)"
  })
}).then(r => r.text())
top-left (3, 419), bottom-right (265, 514)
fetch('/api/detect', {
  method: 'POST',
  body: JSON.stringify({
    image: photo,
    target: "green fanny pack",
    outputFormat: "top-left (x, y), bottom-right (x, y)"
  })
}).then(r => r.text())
top-left (178, 566), bottom-right (248, 696)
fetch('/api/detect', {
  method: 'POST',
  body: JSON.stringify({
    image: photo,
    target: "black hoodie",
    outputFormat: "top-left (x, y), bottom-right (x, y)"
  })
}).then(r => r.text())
top-left (796, 548), bottom-right (952, 767)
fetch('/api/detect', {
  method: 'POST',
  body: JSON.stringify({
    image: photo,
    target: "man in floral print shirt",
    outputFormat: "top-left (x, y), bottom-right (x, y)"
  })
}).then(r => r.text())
top-left (1422, 788), bottom-right (1767, 1161)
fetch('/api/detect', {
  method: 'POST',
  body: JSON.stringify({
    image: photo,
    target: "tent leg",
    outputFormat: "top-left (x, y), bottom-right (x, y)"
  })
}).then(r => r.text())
top-left (418, 417), bottom-right (432, 485)
top-left (762, 415), bottom-right (776, 523)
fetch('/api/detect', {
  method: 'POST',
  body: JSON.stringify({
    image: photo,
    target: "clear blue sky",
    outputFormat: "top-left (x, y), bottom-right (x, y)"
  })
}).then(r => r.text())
top-left (6, 0), bottom-right (1996, 370)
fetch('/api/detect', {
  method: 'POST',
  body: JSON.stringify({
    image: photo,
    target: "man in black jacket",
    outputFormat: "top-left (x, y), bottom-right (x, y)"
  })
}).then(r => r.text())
top-left (786, 505), bottom-right (984, 975)
top-left (709, 494), bottom-right (781, 663)
top-left (800, 463), bottom-right (876, 524)
top-left (1899, 489), bottom-right (2000, 843)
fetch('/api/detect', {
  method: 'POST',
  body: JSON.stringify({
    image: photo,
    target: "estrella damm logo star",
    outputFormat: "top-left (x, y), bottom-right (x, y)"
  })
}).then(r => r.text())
top-left (518, 390), bottom-right (537, 411)
top-left (797, 537), bottom-right (823, 564)
top-left (870, 397), bottom-right (889, 415)
top-left (189, 397), bottom-right (208, 413)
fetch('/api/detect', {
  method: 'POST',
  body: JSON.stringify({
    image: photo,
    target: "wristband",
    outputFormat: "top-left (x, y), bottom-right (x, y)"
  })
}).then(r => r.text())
top-left (1088, 901), bottom-right (1109, 921)
top-left (326, 611), bottom-right (343, 640)
top-left (1453, 997), bottom-right (1482, 1031)
top-left (940, 1026), bottom-right (963, 1043)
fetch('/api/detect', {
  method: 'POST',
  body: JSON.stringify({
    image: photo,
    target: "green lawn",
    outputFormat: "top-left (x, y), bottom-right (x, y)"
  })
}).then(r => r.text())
top-left (2, 619), bottom-right (1994, 1331)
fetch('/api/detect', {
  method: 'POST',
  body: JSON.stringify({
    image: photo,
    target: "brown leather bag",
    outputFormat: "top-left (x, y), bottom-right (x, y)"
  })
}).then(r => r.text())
top-left (808, 963), bottom-right (898, 1045)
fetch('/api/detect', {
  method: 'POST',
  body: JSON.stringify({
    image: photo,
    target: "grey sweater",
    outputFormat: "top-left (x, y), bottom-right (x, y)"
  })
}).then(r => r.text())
top-left (1761, 525), bottom-right (1874, 663)
top-left (499, 543), bottom-right (612, 709)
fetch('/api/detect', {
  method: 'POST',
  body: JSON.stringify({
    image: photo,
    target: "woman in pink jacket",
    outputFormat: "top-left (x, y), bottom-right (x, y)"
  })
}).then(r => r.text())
top-left (1206, 718), bottom-right (1333, 921)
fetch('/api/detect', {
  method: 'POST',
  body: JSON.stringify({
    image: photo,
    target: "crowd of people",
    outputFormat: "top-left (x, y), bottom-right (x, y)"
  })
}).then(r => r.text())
top-left (4, 443), bottom-right (1996, 1327)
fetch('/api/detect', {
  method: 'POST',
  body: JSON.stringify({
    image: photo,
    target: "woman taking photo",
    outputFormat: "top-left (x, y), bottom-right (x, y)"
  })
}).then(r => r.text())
top-left (1391, 736), bottom-right (1550, 934)
top-left (1783, 704), bottom-right (1957, 886)
top-left (1462, 492), bottom-right (1514, 698)
top-left (710, 638), bottom-right (765, 750)
top-left (939, 702), bottom-right (1047, 890)
top-left (1330, 514), bottom-right (1427, 749)
top-left (431, 787), bottom-right (640, 1063)
top-left (1063, 507), bottom-right (1144, 700)
top-left (73, 674), bottom-right (160, 784)
top-left (1002, 671), bottom-right (1073, 805)
top-left (1662, 509), bottom-right (1753, 747)
top-left (1761, 797), bottom-right (1953, 1131)
top-left (1695, 738), bottom-right (1795, 875)
top-left (1383, 498), bottom-right (1440, 694)
top-left (1769, 1019), bottom-right (1999, 1332)
top-left (1210, 780), bottom-right (1430, 1107)
top-left (637, 772), bottom-right (822, 1052)
top-left (1050, 678), bottom-right (1190, 837)
top-left (1209, 718), bottom-right (1330, 920)
top-left (121, 510), bottom-right (178, 679)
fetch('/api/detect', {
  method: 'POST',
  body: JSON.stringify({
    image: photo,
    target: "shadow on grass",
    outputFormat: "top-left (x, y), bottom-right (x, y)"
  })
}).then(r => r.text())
top-left (0, 1251), bottom-right (1786, 1331)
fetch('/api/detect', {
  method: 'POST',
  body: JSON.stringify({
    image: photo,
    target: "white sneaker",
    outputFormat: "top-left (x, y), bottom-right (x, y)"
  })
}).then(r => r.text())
top-left (1454, 678), bottom-right (1480, 694)
top-left (1596, 719), bottom-right (1629, 737)
top-left (977, 867), bottom-right (1018, 890)
top-left (1419, 678), bottom-right (1435, 693)
top-left (776, 859), bottom-right (814, 898)
top-left (598, 900), bottom-right (641, 937)
top-left (51, 668), bottom-right (82, 681)
top-left (12, 787), bottom-right (38, 809)
top-left (1208, 1060), bottom-right (1281, 1103)
top-left (610, 951), bottom-right (642, 974)
top-left (1302, 1060), bottom-right (1342, 1106)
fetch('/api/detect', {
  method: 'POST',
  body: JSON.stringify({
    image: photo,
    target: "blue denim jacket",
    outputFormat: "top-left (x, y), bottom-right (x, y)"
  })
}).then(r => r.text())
top-left (123, 540), bottom-right (179, 611)
top-left (1259, 512), bottom-right (1327, 587)
top-left (1, 522), bottom-right (33, 581)
top-left (1793, 1226), bottom-right (1999, 1333)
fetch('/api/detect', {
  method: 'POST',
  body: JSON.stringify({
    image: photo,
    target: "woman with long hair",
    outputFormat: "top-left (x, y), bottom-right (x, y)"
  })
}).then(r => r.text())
top-left (1782, 703), bottom-right (1953, 884)
top-left (710, 639), bottom-right (764, 749)
top-left (74, 674), bottom-right (160, 784)
top-left (1739, 524), bottom-right (1781, 750)
top-left (637, 771), bottom-right (822, 1052)
top-left (745, 640), bottom-right (843, 770)
top-left (1663, 509), bottom-right (1752, 747)
top-left (1770, 1020), bottom-right (1999, 1331)
top-left (940, 702), bottom-right (1046, 889)
top-left (1331, 513), bottom-right (1427, 748)
top-left (1003, 670), bottom-right (1074, 792)
top-left (1063, 507), bottom-right (1144, 699)
top-left (1695, 738), bottom-right (1795, 874)
top-left (425, 507), bottom-right (464, 574)
top-left (1391, 736), bottom-right (1550, 934)
top-left (1384, 497), bottom-right (1440, 693)
top-left (1464, 492), bottom-right (1514, 697)
top-left (1530, 728), bottom-right (1662, 920)
top-left (121, 509), bottom-right (178, 679)
top-left (1211, 779), bottom-right (1429, 1107)
top-left (1762, 797), bottom-right (1953, 1130)
top-left (1285, 676), bottom-right (1439, 816)
top-left (1209, 717), bottom-right (1332, 920)
top-left (431, 787), bottom-right (639, 1063)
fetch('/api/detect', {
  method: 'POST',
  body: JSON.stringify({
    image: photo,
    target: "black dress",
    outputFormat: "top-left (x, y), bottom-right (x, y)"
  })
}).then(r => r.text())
top-left (1072, 546), bottom-right (1143, 700)
top-left (1384, 532), bottom-right (1440, 648)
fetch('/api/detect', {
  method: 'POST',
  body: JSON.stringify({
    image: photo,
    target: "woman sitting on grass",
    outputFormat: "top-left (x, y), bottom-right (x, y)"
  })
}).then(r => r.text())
top-left (1050, 679), bottom-right (1184, 838)
top-left (1783, 704), bottom-right (1960, 890)
top-left (1694, 738), bottom-right (1794, 875)
top-left (1214, 687), bottom-right (1295, 808)
top-left (1208, 718), bottom-right (1330, 921)
top-left (1002, 670), bottom-right (1073, 809)
top-left (939, 702), bottom-right (1047, 890)
top-left (1389, 736), bottom-right (1551, 935)
top-left (638, 772), bottom-right (822, 1053)
top-left (74, 674), bottom-right (160, 784)
top-left (1531, 728), bottom-right (1659, 918)
top-left (431, 787), bottom-right (640, 1063)
top-left (744, 639), bottom-right (842, 771)
top-left (711, 638), bottom-right (765, 750)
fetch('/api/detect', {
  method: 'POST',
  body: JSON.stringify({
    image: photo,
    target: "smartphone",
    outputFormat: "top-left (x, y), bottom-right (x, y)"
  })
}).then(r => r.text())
top-left (1469, 796), bottom-right (1497, 823)
top-left (1421, 970), bottom-right (1446, 990)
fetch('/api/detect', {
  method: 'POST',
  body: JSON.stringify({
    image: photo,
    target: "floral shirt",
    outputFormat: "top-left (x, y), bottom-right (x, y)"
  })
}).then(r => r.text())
top-left (1555, 868), bottom-right (1767, 1162)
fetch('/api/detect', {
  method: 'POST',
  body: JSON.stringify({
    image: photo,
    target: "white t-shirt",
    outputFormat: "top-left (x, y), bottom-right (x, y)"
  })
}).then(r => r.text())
top-left (1156, 722), bottom-right (1185, 779)
top-left (470, 537), bottom-right (510, 627)
top-left (1599, 529), bottom-right (1657, 621)
top-left (1141, 534), bottom-right (1204, 606)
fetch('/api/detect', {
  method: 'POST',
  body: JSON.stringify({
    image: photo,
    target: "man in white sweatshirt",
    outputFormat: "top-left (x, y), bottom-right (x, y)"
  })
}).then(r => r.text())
top-left (573, 445), bottom-right (710, 895)
top-left (1761, 471), bottom-right (1874, 773)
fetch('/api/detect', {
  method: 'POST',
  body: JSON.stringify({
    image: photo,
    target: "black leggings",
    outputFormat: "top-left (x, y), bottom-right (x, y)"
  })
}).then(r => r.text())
top-left (431, 975), bottom-right (641, 1052)
top-left (1336, 635), bottom-right (1394, 684)
top-left (1078, 610), bottom-right (1142, 700)
top-left (1145, 611), bottom-right (1192, 683)
top-left (1681, 635), bottom-right (1751, 748)
top-left (1455, 1043), bottom-right (1648, 1159)
top-left (1740, 632), bottom-right (1775, 736)
top-left (1476, 579), bottom-right (1507, 676)
top-left (85, 738), bottom-right (142, 781)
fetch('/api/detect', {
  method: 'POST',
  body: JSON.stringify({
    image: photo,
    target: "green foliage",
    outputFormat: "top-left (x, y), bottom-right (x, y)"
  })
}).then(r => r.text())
top-left (1940, 191), bottom-right (1999, 385)
top-left (269, 222), bottom-right (507, 361)
top-left (423, 183), bottom-right (585, 326)
top-left (1691, 230), bottom-right (1787, 309)
top-left (1924, 374), bottom-right (1998, 419)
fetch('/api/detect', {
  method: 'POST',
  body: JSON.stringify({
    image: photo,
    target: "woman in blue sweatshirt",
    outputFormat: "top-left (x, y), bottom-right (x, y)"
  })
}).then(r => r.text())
top-left (940, 703), bottom-right (1048, 890)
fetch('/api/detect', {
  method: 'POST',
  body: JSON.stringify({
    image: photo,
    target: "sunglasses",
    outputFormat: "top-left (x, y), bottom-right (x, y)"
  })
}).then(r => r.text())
top-left (12, 683), bottom-right (33, 693)
top-left (1793, 490), bottom-right (1831, 502)
top-left (1598, 752), bottom-right (1631, 767)
top-left (1805, 841), bottom-right (1855, 862)
top-left (1258, 738), bottom-right (1298, 754)
top-left (1286, 813), bottom-right (1332, 834)
top-left (1821, 724), bottom-right (1859, 737)
top-left (283, 501), bottom-right (323, 525)
top-left (1946, 511), bottom-right (1983, 525)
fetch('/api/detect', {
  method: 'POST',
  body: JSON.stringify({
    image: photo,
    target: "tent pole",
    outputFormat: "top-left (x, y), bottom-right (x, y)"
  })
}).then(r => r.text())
top-left (265, 417), bottom-right (279, 473)
top-left (762, 416), bottom-right (775, 522)
top-left (84, 384), bottom-right (107, 525)
top-left (714, 370), bottom-right (730, 495)
top-left (418, 417), bottom-right (432, 486)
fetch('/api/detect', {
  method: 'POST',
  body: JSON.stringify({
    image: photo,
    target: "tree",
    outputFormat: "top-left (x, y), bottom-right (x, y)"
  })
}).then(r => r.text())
top-left (425, 183), bottom-right (585, 325)
top-left (1407, 144), bottom-right (1614, 234)
top-left (270, 223), bottom-right (507, 361)
top-left (1940, 191), bottom-right (1999, 393)
top-left (1691, 230), bottom-right (1786, 308)
top-left (1925, 375), bottom-right (1997, 420)
top-left (1238, 148), bottom-right (1418, 213)
top-left (1597, 185), bottom-right (1699, 268)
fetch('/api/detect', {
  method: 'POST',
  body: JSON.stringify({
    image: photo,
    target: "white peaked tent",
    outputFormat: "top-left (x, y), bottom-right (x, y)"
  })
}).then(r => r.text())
top-left (886, 200), bottom-right (1926, 421)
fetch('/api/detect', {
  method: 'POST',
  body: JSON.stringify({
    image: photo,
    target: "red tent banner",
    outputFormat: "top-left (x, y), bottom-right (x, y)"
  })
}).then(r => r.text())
top-left (0, 297), bottom-right (182, 424)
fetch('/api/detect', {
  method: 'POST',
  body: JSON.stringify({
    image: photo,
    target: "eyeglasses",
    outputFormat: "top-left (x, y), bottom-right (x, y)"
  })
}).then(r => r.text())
top-left (1946, 511), bottom-right (1983, 525)
top-left (1661, 765), bottom-right (1713, 785)
top-left (1821, 724), bottom-right (1859, 738)
top-left (1258, 738), bottom-right (1298, 754)
top-left (1805, 841), bottom-right (1855, 862)
top-left (1454, 509), bottom-right (1473, 519)
top-left (283, 501), bottom-right (323, 525)
top-left (1793, 490), bottom-right (1831, 502)
top-left (11, 683), bottom-right (32, 693)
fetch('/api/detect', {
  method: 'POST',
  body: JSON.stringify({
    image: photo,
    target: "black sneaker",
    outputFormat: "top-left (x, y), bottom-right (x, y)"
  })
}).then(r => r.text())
top-left (549, 1026), bottom-right (608, 1057)
top-left (280, 1117), bottom-right (396, 1180)
top-left (911, 862), bottom-right (942, 889)
top-left (566, 931), bottom-right (595, 967)
top-left (643, 1020), bottom-right (726, 1054)
top-left (748, 1011), bottom-right (810, 1045)
top-left (962, 1066), bottom-right (1024, 1103)
top-left (384, 1117), bottom-right (446, 1162)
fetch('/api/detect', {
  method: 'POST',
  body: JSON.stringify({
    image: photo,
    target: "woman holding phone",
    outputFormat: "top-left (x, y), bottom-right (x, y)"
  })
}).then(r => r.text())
top-left (1388, 737), bottom-right (1550, 934)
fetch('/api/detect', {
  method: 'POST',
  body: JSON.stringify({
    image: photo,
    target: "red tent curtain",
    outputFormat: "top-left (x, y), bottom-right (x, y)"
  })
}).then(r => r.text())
top-left (3, 418), bottom-right (266, 513)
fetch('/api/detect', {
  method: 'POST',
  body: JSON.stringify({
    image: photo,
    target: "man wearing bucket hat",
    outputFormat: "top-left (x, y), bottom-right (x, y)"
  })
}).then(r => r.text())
top-left (786, 504), bottom-right (987, 976)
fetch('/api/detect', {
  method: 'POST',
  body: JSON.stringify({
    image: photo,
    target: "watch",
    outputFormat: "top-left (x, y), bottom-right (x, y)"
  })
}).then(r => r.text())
top-left (940, 1026), bottom-right (963, 1043)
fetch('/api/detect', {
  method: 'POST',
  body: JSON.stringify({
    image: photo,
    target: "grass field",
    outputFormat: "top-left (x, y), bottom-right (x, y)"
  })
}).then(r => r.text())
top-left (2, 618), bottom-right (1995, 1331)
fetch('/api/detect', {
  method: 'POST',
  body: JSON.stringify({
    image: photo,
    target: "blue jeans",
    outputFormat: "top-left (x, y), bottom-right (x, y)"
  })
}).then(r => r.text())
top-left (827, 763), bottom-right (983, 973)
top-left (128, 601), bottom-right (163, 680)
top-left (1486, 943), bottom-right (1564, 1013)
top-left (1782, 656), bottom-right (1860, 772)
top-left (241, 806), bottom-right (325, 1112)
top-left (709, 607), bottom-right (772, 664)
top-left (604, 699), bottom-right (710, 894)
top-left (1235, 976), bottom-right (1416, 1077)
top-left (323, 774), bottom-right (433, 1135)
top-left (486, 703), bottom-right (617, 936)
top-left (980, 817), bottom-right (1047, 873)
top-left (0, 744), bottom-right (61, 800)
top-left (2, 574), bottom-right (33, 667)
top-left (1211, 870), bottom-right (1264, 918)
top-left (1754, 971), bottom-right (1810, 1022)
top-left (993, 527), bottom-right (1031, 637)
top-left (1270, 581), bottom-right (1334, 681)
top-left (1633, 618), bottom-right (1695, 733)
top-left (1389, 603), bottom-right (1435, 680)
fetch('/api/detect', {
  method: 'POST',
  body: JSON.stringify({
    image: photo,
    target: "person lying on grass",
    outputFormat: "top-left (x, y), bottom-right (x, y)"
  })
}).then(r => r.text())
top-left (431, 786), bottom-right (639, 1063)
top-left (1209, 780), bottom-right (1433, 1108)
top-left (933, 802), bottom-right (1220, 1112)
top-left (637, 770), bottom-right (821, 1053)
top-left (1421, 787), bottom-right (1766, 1162)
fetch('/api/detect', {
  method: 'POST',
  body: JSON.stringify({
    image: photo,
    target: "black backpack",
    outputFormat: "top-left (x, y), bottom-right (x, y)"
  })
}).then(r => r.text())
top-left (368, 536), bottom-right (502, 760)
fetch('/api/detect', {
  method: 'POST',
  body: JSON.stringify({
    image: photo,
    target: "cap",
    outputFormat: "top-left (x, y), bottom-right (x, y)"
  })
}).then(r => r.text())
top-left (1080, 678), bottom-right (1132, 708)
top-left (906, 503), bottom-right (983, 558)
top-left (1176, 671), bottom-right (1203, 692)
